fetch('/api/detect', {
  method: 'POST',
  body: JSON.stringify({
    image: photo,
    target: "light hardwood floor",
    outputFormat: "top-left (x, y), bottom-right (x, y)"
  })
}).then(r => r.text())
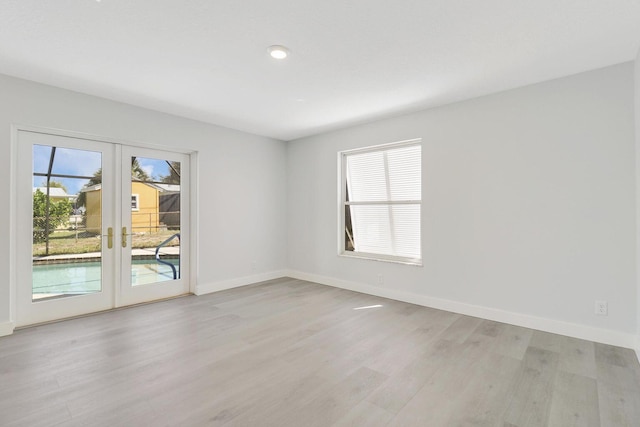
top-left (1, 277), bottom-right (640, 426)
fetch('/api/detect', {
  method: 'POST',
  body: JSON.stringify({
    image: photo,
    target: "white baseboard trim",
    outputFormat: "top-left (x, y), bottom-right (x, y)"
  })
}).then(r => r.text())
top-left (286, 270), bottom-right (638, 351)
top-left (0, 321), bottom-right (15, 337)
top-left (195, 270), bottom-right (288, 296)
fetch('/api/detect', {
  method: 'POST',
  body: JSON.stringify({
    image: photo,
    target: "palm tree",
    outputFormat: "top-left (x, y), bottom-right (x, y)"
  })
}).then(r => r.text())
top-left (131, 158), bottom-right (151, 182)
top-left (161, 161), bottom-right (180, 184)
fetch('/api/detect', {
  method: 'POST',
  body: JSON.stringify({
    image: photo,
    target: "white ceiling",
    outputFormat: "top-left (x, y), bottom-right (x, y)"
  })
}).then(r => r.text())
top-left (1, 1), bottom-right (639, 141)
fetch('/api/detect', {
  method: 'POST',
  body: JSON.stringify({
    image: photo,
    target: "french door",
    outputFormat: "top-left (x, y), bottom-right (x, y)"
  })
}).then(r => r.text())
top-left (15, 130), bottom-right (190, 327)
top-left (119, 145), bottom-right (189, 306)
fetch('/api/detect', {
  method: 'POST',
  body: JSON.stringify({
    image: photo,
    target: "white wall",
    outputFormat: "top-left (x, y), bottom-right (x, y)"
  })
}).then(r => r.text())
top-left (288, 63), bottom-right (637, 347)
top-left (0, 73), bottom-right (288, 334)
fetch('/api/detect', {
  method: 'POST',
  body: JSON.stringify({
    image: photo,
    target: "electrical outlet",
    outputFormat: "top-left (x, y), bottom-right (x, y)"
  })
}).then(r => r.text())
top-left (595, 300), bottom-right (608, 316)
top-left (377, 274), bottom-right (384, 285)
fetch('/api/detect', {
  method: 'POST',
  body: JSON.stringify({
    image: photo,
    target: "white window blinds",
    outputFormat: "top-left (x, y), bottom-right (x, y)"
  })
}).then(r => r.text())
top-left (343, 140), bottom-right (421, 263)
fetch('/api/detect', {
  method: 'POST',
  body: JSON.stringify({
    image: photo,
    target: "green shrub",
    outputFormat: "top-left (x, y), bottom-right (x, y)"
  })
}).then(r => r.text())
top-left (33, 189), bottom-right (72, 243)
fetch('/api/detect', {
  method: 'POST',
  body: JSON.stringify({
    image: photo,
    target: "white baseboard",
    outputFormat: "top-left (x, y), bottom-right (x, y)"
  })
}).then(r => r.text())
top-left (636, 337), bottom-right (640, 364)
top-left (0, 321), bottom-right (15, 337)
top-left (195, 270), bottom-right (288, 296)
top-left (286, 270), bottom-right (638, 351)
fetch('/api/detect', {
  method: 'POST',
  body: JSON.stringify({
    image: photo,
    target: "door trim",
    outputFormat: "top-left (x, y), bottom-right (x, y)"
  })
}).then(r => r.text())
top-left (9, 124), bottom-right (198, 329)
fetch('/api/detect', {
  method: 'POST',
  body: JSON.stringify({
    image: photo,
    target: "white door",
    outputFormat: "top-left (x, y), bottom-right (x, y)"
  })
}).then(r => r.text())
top-left (118, 145), bottom-right (190, 306)
top-left (15, 130), bottom-right (190, 327)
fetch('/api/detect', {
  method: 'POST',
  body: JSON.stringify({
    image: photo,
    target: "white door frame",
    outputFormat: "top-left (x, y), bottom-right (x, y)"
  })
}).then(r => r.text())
top-left (9, 124), bottom-right (198, 328)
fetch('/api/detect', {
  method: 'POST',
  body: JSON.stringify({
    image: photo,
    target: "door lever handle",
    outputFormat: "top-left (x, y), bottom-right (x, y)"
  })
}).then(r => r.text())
top-left (122, 227), bottom-right (128, 248)
top-left (107, 227), bottom-right (113, 249)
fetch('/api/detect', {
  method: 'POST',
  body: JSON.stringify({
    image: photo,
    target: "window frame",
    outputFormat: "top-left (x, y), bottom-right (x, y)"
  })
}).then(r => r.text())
top-left (338, 138), bottom-right (422, 266)
top-left (131, 194), bottom-right (140, 211)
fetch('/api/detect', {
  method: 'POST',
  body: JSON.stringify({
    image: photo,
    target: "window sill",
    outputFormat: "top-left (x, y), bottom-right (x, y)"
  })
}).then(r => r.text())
top-left (339, 251), bottom-right (423, 267)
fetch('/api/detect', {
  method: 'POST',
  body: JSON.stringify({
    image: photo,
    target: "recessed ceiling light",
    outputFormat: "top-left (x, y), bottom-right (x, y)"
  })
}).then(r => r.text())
top-left (267, 45), bottom-right (290, 60)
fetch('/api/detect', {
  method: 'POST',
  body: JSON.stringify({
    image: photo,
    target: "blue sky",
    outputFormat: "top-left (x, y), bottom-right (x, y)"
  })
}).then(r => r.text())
top-left (33, 145), bottom-right (175, 196)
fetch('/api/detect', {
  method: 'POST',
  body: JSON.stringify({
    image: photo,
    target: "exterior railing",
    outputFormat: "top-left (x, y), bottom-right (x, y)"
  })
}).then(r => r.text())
top-left (155, 233), bottom-right (180, 279)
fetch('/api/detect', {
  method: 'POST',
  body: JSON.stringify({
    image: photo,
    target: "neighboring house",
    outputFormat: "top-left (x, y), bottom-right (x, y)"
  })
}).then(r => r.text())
top-left (82, 181), bottom-right (173, 234)
top-left (33, 186), bottom-right (76, 204)
top-left (80, 183), bottom-right (101, 233)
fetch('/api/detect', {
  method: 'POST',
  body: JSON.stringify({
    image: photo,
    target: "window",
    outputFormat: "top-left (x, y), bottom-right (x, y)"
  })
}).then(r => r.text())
top-left (340, 139), bottom-right (422, 265)
top-left (131, 194), bottom-right (139, 211)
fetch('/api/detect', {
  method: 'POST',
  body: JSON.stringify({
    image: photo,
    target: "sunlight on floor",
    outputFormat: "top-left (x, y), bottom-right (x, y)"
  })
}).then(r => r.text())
top-left (353, 304), bottom-right (383, 310)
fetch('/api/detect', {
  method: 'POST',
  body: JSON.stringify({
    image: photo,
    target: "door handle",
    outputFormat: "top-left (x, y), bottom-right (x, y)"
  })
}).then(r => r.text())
top-left (122, 227), bottom-right (128, 248)
top-left (107, 227), bottom-right (113, 249)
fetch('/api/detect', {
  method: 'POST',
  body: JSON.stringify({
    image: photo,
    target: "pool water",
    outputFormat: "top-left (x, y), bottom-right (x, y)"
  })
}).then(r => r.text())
top-left (32, 259), bottom-right (179, 298)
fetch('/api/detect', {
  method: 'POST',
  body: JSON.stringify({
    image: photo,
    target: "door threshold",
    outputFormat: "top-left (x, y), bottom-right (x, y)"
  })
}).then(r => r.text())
top-left (14, 293), bottom-right (193, 331)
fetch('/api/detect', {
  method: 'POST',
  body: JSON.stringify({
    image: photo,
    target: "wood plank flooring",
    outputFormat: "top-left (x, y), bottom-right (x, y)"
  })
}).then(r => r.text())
top-left (1, 277), bottom-right (640, 426)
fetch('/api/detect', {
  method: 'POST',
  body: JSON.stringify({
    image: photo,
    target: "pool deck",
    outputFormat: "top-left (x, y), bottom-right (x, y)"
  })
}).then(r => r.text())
top-left (34, 246), bottom-right (179, 262)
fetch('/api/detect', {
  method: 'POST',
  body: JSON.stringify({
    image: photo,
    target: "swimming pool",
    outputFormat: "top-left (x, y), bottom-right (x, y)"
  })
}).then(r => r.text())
top-left (32, 259), bottom-right (179, 299)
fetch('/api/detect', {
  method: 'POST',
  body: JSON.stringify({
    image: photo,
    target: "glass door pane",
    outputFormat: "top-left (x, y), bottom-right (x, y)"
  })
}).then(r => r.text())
top-left (32, 144), bottom-right (104, 300)
top-left (128, 156), bottom-right (181, 286)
